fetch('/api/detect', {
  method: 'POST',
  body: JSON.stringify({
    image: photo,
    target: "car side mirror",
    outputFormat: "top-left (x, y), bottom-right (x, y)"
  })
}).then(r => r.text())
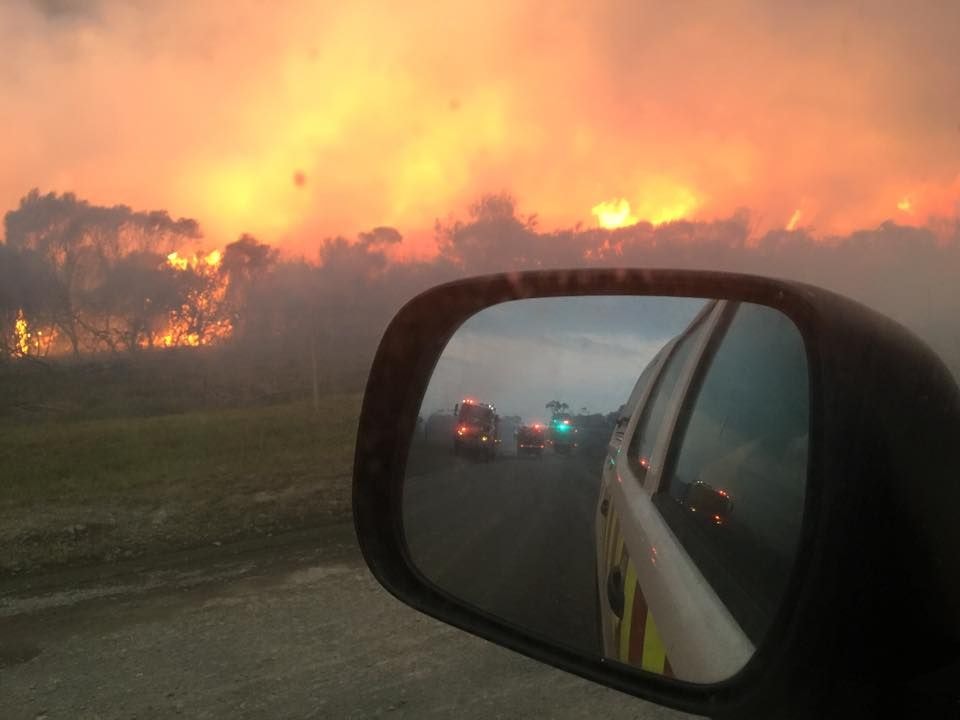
top-left (352, 269), bottom-right (960, 719)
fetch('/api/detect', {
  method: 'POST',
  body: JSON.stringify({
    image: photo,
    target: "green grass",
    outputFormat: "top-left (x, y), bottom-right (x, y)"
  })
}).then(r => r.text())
top-left (0, 395), bottom-right (361, 576)
top-left (0, 343), bottom-right (372, 424)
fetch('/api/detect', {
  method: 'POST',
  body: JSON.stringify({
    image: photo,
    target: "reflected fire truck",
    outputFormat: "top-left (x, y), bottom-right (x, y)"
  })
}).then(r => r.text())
top-left (516, 423), bottom-right (547, 457)
top-left (453, 399), bottom-right (500, 460)
top-left (548, 414), bottom-right (578, 454)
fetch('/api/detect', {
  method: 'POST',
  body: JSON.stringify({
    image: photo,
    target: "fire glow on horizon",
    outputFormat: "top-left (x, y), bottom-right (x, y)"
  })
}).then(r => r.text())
top-left (2, 2), bottom-right (959, 257)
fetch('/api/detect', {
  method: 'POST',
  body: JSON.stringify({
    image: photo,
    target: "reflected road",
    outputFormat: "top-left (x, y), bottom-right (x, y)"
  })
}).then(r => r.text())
top-left (404, 438), bottom-right (606, 657)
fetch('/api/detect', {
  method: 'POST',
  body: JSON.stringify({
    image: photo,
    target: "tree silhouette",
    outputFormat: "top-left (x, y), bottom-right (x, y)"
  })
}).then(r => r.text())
top-left (3, 189), bottom-right (201, 358)
top-left (545, 400), bottom-right (570, 419)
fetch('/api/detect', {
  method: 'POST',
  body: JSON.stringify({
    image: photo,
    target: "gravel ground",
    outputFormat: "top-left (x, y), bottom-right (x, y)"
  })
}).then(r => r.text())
top-left (0, 522), bottom-right (698, 720)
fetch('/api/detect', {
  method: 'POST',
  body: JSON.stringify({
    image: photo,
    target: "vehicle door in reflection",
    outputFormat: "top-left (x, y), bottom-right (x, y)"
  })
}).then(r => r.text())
top-left (597, 306), bottom-right (715, 672)
top-left (653, 301), bottom-right (809, 645)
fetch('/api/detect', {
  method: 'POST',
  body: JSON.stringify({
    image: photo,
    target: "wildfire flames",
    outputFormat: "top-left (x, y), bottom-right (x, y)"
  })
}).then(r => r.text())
top-left (786, 209), bottom-right (802, 232)
top-left (591, 184), bottom-right (699, 230)
top-left (7, 248), bottom-right (233, 358)
top-left (152, 249), bottom-right (233, 349)
top-left (9, 308), bottom-right (56, 358)
top-left (166, 249), bottom-right (222, 272)
top-left (592, 199), bottom-right (638, 230)
top-left (14, 309), bottom-right (29, 355)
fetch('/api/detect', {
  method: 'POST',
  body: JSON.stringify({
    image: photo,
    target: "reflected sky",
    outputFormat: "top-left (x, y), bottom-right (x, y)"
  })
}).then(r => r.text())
top-left (420, 296), bottom-right (707, 421)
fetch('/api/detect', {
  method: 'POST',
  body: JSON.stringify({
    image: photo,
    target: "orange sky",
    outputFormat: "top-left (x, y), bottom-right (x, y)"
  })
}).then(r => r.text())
top-left (2, 1), bottom-right (959, 257)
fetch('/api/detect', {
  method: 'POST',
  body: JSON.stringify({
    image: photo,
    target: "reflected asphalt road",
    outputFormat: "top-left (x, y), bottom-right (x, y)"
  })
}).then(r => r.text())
top-left (403, 439), bottom-right (606, 657)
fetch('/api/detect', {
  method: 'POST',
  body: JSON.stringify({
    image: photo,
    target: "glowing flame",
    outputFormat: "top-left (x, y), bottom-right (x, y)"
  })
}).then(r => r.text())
top-left (592, 198), bottom-right (637, 229)
top-left (635, 184), bottom-right (699, 225)
top-left (7, 251), bottom-right (233, 357)
top-left (148, 249), bottom-right (233, 349)
top-left (13, 308), bottom-right (30, 355)
top-left (786, 209), bottom-right (802, 231)
top-left (165, 249), bottom-right (223, 272)
top-left (593, 183), bottom-right (698, 229)
top-left (166, 251), bottom-right (190, 271)
top-left (14, 309), bottom-right (29, 355)
top-left (8, 308), bottom-right (57, 358)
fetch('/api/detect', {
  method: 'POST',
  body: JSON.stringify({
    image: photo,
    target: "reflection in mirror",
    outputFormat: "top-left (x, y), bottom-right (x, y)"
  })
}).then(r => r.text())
top-left (402, 296), bottom-right (809, 684)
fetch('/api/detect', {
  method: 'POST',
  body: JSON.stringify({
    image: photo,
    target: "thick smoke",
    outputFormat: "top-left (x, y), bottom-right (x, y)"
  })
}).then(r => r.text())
top-left (3, 2), bottom-right (960, 243)
top-left (2, 189), bottom-right (959, 385)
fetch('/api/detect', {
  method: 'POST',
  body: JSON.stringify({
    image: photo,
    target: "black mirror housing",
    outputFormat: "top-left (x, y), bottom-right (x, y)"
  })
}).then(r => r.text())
top-left (352, 269), bottom-right (960, 719)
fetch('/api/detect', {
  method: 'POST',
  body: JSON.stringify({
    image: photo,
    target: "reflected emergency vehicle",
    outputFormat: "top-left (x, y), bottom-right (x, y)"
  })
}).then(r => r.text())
top-left (548, 414), bottom-right (578, 454)
top-left (516, 423), bottom-right (546, 457)
top-left (453, 399), bottom-right (500, 460)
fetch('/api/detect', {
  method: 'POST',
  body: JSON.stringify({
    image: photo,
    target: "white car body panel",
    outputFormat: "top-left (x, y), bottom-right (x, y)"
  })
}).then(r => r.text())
top-left (597, 300), bottom-right (755, 683)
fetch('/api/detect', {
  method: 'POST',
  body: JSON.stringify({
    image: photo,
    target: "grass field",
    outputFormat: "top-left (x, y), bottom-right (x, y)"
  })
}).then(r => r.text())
top-left (0, 394), bottom-right (361, 577)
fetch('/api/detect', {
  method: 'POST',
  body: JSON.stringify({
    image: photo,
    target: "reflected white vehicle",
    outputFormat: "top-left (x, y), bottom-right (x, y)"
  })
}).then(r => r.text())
top-left (596, 299), bottom-right (809, 682)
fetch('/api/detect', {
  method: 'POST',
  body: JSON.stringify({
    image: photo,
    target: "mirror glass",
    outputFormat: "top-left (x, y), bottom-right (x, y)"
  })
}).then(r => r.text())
top-left (402, 296), bottom-right (809, 684)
